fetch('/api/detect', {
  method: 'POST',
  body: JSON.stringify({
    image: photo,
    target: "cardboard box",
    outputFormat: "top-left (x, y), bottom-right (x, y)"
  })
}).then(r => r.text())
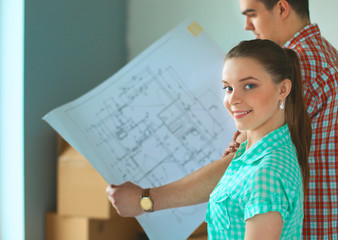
top-left (46, 212), bottom-right (139, 240)
top-left (57, 134), bottom-right (70, 156)
top-left (187, 234), bottom-right (208, 240)
top-left (187, 222), bottom-right (208, 240)
top-left (57, 146), bottom-right (113, 219)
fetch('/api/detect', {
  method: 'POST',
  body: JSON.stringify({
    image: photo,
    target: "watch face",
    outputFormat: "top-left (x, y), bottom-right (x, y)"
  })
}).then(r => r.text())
top-left (140, 197), bottom-right (153, 210)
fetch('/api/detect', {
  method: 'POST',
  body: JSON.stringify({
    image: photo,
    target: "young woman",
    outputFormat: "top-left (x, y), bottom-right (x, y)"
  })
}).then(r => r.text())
top-left (205, 39), bottom-right (312, 239)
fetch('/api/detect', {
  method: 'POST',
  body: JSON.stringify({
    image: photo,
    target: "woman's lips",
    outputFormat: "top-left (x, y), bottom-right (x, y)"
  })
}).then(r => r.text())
top-left (232, 110), bottom-right (252, 119)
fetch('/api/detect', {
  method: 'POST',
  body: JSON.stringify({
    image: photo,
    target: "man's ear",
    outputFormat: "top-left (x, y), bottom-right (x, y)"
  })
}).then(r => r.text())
top-left (279, 79), bottom-right (292, 99)
top-left (276, 0), bottom-right (291, 20)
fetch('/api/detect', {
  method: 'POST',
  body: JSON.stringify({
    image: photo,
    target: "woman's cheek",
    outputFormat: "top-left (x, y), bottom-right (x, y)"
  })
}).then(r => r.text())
top-left (223, 95), bottom-right (230, 112)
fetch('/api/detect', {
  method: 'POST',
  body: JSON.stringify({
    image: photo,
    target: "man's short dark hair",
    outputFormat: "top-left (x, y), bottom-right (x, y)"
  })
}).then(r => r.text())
top-left (259, 0), bottom-right (310, 19)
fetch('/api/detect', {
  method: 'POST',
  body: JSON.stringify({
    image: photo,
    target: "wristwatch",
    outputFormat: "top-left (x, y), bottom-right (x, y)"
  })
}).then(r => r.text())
top-left (140, 188), bottom-right (154, 212)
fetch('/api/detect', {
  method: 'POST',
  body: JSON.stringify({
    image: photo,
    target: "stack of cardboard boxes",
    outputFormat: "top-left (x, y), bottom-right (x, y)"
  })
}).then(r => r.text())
top-left (45, 138), bottom-right (140, 240)
top-left (46, 137), bottom-right (207, 240)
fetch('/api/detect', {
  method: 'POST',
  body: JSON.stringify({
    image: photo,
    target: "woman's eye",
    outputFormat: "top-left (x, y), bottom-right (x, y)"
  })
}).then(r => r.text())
top-left (223, 86), bottom-right (233, 92)
top-left (245, 84), bottom-right (255, 90)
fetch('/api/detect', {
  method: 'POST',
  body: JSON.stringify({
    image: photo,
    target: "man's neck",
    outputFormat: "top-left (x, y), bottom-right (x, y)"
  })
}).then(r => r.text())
top-left (280, 15), bottom-right (311, 46)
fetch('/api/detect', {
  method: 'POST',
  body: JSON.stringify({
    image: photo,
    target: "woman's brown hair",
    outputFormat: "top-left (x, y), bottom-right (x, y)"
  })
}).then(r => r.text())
top-left (226, 39), bottom-right (312, 194)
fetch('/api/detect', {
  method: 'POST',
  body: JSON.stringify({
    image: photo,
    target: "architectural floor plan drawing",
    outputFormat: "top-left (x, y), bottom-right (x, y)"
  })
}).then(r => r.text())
top-left (43, 19), bottom-right (237, 240)
top-left (77, 65), bottom-right (226, 187)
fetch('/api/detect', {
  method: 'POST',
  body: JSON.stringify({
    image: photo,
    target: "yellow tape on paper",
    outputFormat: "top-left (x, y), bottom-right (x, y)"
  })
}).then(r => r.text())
top-left (188, 21), bottom-right (203, 37)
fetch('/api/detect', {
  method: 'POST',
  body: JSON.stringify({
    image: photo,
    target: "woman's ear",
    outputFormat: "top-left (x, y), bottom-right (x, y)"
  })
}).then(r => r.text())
top-left (279, 79), bottom-right (292, 100)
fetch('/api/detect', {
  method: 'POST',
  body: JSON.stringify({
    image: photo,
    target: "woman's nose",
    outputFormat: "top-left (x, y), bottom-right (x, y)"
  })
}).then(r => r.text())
top-left (228, 90), bottom-right (242, 106)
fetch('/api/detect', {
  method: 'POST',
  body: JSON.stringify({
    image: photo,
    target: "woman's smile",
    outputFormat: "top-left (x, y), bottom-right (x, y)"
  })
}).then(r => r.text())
top-left (232, 110), bottom-right (252, 119)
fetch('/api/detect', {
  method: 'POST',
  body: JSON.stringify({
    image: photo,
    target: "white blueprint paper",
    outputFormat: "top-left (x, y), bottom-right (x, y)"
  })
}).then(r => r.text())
top-left (43, 19), bottom-right (236, 240)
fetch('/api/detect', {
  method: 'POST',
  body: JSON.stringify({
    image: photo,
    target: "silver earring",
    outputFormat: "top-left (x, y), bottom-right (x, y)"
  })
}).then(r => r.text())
top-left (280, 100), bottom-right (284, 109)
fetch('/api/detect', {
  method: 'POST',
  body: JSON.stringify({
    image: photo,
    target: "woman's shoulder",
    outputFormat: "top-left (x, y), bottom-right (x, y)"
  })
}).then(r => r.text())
top-left (255, 145), bottom-right (302, 188)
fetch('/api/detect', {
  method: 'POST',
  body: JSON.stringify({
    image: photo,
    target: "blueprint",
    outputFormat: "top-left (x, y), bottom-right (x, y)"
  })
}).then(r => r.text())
top-left (43, 19), bottom-right (237, 240)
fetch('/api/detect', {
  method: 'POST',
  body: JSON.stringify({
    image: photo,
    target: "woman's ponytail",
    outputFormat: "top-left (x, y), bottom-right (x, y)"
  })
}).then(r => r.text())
top-left (284, 49), bottom-right (312, 195)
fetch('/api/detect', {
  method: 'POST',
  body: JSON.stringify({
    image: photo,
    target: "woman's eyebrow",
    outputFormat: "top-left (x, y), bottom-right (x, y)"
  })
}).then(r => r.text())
top-left (239, 76), bottom-right (259, 82)
top-left (222, 76), bottom-right (259, 84)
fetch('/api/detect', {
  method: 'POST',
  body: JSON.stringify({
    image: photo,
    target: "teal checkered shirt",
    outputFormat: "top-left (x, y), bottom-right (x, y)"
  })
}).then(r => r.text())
top-left (206, 124), bottom-right (304, 239)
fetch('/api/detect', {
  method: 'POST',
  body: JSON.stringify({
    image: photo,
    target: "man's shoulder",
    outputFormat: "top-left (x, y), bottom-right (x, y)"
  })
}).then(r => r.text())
top-left (291, 34), bottom-right (338, 76)
top-left (293, 35), bottom-right (336, 55)
top-left (285, 24), bottom-right (338, 58)
top-left (288, 24), bottom-right (337, 64)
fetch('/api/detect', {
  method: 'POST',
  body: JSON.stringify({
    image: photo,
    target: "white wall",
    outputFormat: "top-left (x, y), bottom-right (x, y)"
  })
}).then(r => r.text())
top-left (127, 0), bottom-right (251, 59)
top-left (0, 0), bottom-right (24, 239)
top-left (310, 0), bottom-right (338, 47)
top-left (127, 0), bottom-right (338, 60)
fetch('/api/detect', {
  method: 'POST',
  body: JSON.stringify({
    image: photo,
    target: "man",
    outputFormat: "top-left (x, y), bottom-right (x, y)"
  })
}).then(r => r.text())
top-left (106, 0), bottom-right (337, 238)
top-left (239, 1), bottom-right (338, 239)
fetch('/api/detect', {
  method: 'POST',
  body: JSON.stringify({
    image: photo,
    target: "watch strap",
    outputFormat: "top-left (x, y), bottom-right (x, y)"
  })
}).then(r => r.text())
top-left (142, 188), bottom-right (151, 198)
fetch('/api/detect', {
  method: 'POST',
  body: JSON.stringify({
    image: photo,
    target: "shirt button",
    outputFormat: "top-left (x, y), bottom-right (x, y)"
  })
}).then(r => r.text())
top-left (272, 194), bottom-right (280, 201)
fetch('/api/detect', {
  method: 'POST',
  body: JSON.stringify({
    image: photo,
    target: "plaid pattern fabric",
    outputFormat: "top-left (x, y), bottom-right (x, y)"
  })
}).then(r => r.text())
top-left (206, 125), bottom-right (304, 239)
top-left (284, 24), bottom-right (338, 240)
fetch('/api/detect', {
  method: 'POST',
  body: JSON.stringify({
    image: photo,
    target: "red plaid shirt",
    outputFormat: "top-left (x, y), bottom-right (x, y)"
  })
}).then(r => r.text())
top-left (285, 24), bottom-right (338, 239)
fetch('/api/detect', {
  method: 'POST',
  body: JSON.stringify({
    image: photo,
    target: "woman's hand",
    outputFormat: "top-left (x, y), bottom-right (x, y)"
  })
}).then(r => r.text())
top-left (106, 181), bottom-right (144, 217)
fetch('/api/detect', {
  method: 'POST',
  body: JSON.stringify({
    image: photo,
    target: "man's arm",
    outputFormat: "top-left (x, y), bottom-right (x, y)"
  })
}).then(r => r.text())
top-left (106, 153), bottom-right (234, 217)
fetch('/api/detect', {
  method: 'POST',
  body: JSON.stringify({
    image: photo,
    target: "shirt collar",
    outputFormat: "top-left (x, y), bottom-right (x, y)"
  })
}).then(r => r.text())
top-left (233, 124), bottom-right (292, 164)
top-left (284, 23), bottom-right (321, 49)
